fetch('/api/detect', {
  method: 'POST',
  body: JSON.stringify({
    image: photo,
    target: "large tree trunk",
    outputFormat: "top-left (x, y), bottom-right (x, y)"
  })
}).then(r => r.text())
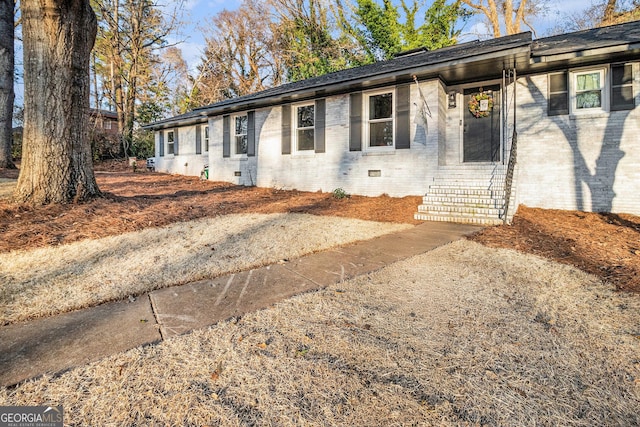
top-left (0, 0), bottom-right (14, 169)
top-left (15, 0), bottom-right (100, 203)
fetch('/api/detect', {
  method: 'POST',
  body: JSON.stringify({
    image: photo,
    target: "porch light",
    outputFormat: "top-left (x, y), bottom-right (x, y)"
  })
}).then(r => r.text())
top-left (448, 91), bottom-right (457, 109)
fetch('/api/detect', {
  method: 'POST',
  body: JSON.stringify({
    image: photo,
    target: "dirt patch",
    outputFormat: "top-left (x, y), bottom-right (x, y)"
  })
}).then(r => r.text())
top-left (470, 205), bottom-right (640, 294)
top-left (0, 162), bottom-right (421, 254)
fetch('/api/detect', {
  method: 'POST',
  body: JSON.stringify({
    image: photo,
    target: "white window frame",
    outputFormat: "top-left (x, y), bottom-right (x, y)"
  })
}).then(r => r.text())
top-left (104, 120), bottom-right (112, 130)
top-left (570, 67), bottom-right (608, 115)
top-left (204, 126), bottom-right (209, 153)
top-left (293, 102), bottom-right (315, 152)
top-left (167, 130), bottom-right (175, 155)
top-left (232, 114), bottom-right (248, 156)
top-left (364, 88), bottom-right (395, 150)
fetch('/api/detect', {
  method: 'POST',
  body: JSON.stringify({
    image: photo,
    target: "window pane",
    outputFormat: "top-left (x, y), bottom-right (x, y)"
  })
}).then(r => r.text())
top-left (168, 143), bottom-right (174, 155)
top-left (576, 73), bottom-right (601, 91)
top-left (612, 86), bottom-right (634, 110)
top-left (549, 72), bottom-right (567, 93)
top-left (236, 135), bottom-right (247, 154)
top-left (612, 64), bottom-right (633, 86)
top-left (297, 129), bottom-right (314, 150)
top-left (549, 93), bottom-right (568, 115)
top-left (235, 116), bottom-right (247, 135)
top-left (576, 90), bottom-right (602, 109)
top-left (205, 126), bottom-right (209, 138)
top-left (369, 93), bottom-right (393, 120)
top-left (168, 132), bottom-right (174, 142)
top-left (369, 121), bottom-right (393, 147)
top-left (297, 105), bottom-right (314, 128)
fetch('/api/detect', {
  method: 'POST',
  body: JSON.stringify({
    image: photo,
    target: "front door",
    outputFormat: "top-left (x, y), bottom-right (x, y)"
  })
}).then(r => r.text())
top-left (463, 85), bottom-right (501, 162)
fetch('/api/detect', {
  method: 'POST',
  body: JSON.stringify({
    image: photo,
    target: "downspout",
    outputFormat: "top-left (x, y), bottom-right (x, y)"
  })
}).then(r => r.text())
top-left (502, 69), bottom-right (518, 225)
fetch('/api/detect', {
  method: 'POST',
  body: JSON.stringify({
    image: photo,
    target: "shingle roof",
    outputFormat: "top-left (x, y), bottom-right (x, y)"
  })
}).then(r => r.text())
top-left (532, 20), bottom-right (640, 57)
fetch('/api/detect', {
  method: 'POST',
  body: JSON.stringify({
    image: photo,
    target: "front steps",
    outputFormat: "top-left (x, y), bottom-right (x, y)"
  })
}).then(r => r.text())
top-left (414, 165), bottom-right (514, 225)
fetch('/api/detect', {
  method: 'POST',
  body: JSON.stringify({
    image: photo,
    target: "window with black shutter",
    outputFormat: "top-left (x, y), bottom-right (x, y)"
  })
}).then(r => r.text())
top-left (159, 131), bottom-right (164, 157)
top-left (223, 115), bottom-right (230, 158)
top-left (282, 105), bottom-right (291, 155)
top-left (611, 63), bottom-right (635, 111)
top-left (548, 71), bottom-right (568, 116)
top-left (195, 125), bottom-right (202, 154)
top-left (315, 99), bottom-right (325, 153)
top-left (349, 92), bottom-right (362, 151)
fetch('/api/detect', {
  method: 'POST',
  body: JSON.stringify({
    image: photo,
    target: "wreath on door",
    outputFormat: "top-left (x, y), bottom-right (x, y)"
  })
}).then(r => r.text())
top-left (468, 91), bottom-right (494, 118)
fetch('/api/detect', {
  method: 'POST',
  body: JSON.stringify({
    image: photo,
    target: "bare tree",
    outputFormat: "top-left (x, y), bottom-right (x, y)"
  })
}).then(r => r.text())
top-left (461, 0), bottom-right (548, 38)
top-left (93, 0), bottom-right (182, 156)
top-left (600, 0), bottom-right (640, 25)
top-left (0, 0), bottom-right (14, 169)
top-left (547, 0), bottom-right (640, 35)
top-left (15, 0), bottom-right (100, 203)
top-left (195, 0), bottom-right (285, 104)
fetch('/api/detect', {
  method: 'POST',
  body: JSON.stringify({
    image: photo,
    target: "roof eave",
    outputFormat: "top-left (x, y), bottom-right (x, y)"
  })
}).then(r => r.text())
top-left (531, 41), bottom-right (640, 64)
top-left (142, 112), bottom-right (210, 131)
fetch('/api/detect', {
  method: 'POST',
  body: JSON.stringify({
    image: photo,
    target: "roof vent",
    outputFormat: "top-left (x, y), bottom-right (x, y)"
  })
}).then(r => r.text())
top-left (393, 47), bottom-right (429, 58)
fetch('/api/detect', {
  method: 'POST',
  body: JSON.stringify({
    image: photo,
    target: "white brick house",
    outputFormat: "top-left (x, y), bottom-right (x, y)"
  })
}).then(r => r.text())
top-left (145, 22), bottom-right (640, 224)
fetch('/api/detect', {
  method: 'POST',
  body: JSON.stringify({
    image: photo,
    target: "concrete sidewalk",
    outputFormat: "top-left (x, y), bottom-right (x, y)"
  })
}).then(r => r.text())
top-left (0, 221), bottom-right (480, 387)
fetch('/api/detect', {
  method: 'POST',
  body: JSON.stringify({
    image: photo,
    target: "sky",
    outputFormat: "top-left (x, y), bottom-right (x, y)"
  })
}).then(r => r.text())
top-left (174, 0), bottom-right (593, 71)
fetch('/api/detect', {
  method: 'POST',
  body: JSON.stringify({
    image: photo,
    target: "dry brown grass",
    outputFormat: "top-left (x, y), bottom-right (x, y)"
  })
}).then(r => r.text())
top-left (2, 240), bottom-right (638, 426)
top-left (0, 213), bottom-right (409, 325)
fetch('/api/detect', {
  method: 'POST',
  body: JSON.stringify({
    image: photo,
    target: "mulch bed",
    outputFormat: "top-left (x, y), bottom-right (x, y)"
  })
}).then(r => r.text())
top-left (0, 160), bottom-right (421, 253)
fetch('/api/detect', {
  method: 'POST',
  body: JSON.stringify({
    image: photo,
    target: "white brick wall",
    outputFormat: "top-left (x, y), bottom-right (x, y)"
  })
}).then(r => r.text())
top-left (514, 69), bottom-right (640, 214)
top-left (154, 125), bottom-right (208, 177)
top-left (209, 82), bottom-right (441, 197)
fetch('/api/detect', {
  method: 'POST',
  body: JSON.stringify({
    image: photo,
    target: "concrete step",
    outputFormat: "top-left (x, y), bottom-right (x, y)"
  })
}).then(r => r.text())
top-left (432, 176), bottom-right (507, 184)
top-left (413, 213), bottom-right (505, 225)
top-left (427, 187), bottom-right (507, 197)
top-left (417, 205), bottom-right (503, 216)
top-left (422, 195), bottom-right (505, 206)
top-left (429, 183), bottom-right (506, 191)
top-left (437, 164), bottom-right (506, 171)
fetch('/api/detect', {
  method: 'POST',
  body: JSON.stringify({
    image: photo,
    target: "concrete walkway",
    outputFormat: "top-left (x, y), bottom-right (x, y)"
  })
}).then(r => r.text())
top-left (0, 221), bottom-right (480, 387)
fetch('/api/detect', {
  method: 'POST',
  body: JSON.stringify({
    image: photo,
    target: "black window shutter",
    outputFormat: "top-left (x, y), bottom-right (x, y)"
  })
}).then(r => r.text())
top-left (349, 92), bottom-right (362, 151)
top-left (395, 84), bottom-right (410, 149)
top-left (173, 128), bottom-right (179, 155)
top-left (247, 111), bottom-right (256, 157)
top-left (611, 63), bottom-right (635, 111)
top-left (282, 105), bottom-right (291, 154)
top-left (223, 115), bottom-right (230, 158)
top-left (548, 71), bottom-right (568, 116)
top-left (159, 131), bottom-right (164, 157)
top-left (195, 125), bottom-right (202, 154)
top-left (315, 99), bottom-right (325, 153)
